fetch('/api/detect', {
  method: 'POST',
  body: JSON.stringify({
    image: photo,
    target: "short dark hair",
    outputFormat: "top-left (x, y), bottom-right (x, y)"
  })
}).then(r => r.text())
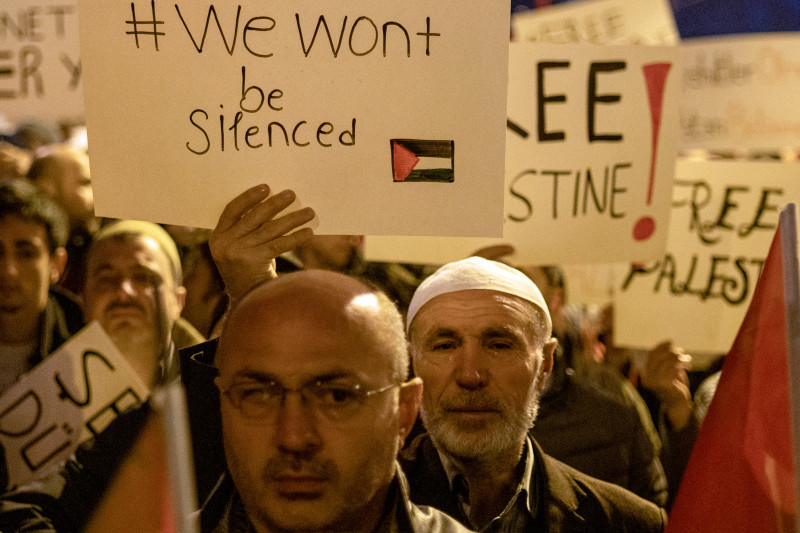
top-left (0, 178), bottom-right (69, 252)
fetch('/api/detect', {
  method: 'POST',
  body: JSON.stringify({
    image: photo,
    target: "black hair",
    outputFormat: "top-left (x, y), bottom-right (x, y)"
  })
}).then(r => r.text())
top-left (0, 178), bottom-right (69, 252)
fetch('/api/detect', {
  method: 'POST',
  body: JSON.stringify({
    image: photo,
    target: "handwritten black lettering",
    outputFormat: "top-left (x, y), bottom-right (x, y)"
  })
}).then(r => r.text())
top-left (19, 45), bottom-right (43, 97)
top-left (587, 61), bottom-right (625, 142)
top-left (506, 163), bottom-right (629, 222)
top-left (622, 254), bottom-right (765, 305)
top-left (508, 169), bottom-right (536, 222)
top-left (55, 350), bottom-right (115, 408)
top-left (673, 179), bottom-right (783, 245)
top-left (186, 106), bottom-right (356, 153)
top-left (296, 14), bottom-right (439, 58)
top-left (59, 53), bottom-right (81, 90)
top-left (187, 109), bottom-right (210, 155)
top-left (0, 391), bottom-right (41, 437)
top-left (21, 424), bottom-right (71, 471)
top-left (176, 4), bottom-right (240, 55)
top-left (537, 61), bottom-right (569, 142)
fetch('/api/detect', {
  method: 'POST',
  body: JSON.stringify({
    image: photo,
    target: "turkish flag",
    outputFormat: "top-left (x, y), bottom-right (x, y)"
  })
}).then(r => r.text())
top-left (667, 203), bottom-right (800, 532)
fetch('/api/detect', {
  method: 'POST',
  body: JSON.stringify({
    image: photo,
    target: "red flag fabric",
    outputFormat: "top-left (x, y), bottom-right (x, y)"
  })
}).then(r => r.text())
top-left (667, 204), bottom-right (799, 533)
top-left (84, 415), bottom-right (177, 533)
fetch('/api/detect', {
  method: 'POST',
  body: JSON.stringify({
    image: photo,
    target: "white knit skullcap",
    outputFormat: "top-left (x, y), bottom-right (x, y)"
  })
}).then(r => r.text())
top-left (406, 257), bottom-right (551, 335)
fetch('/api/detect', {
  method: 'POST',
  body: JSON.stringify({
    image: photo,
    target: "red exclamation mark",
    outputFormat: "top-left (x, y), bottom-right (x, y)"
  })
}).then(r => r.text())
top-left (633, 62), bottom-right (672, 241)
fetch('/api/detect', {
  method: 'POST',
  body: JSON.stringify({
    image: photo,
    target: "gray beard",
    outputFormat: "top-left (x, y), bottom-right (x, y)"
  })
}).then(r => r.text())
top-left (421, 374), bottom-right (541, 461)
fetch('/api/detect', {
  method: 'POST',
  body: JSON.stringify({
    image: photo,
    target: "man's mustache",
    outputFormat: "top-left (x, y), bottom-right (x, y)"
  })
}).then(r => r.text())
top-left (439, 392), bottom-right (506, 412)
top-left (105, 300), bottom-right (146, 314)
top-left (263, 455), bottom-right (336, 482)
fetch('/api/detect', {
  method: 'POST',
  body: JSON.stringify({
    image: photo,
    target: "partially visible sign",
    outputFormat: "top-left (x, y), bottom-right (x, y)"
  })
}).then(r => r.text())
top-left (0, 322), bottom-right (149, 489)
top-left (365, 42), bottom-right (681, 265)
top-left (0, 1), bottom-right (84, 126)
top-left (511, 0), bottom-right (679, 45)
top-left (680, 33), bottom-right (800, 152)
top-left (615, 160), bottom-right (800, 354)
top-left (76, 0), bottom-right (510, 237)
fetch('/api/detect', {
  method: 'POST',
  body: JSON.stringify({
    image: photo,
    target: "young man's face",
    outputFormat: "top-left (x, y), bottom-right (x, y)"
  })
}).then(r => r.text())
top-left (0, 215), bottom-right (63, 341)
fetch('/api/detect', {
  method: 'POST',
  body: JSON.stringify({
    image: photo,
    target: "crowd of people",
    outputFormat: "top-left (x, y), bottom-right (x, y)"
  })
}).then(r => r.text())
top-left (0, 121), bottom-right (725, 532)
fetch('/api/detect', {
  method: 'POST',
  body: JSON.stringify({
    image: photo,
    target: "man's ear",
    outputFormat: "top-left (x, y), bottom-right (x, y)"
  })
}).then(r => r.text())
top-left (397, 377), bottom-right (423, 444)
top-left (541, 338), bottom-right (557, 376)
top-left (50, 247), bottom-right (67, 284)
top-left (174, 286), bottom-right (187, 315)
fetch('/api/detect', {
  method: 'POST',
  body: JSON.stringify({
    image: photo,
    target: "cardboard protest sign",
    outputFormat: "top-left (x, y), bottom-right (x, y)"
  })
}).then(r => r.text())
top-left (615, 160), bottom-right (800, 355)
top-left (0, 321), bottom-right (149, 489)
top-left (0, 0), bottom-right (84, 126)
top-left (680, 34), bottom-right (800, 152)
top-left (511, 0), bottom-right (679, 46)
top-left (364, 42), bottom-right (680, 265)
top-left (76, 0), bottom-right (510, 237)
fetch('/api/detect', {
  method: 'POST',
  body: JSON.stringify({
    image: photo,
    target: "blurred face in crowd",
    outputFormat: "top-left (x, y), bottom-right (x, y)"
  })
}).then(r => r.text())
top-left (215, 272), bottom-right (421, 533)
top-left (409, 289), bottom-right (555, 461)
top-left (35, 149), bottom-right (94, 227)
top-left (0, 215), bottom-right (65, 342)
top-left (297, 235), bottom-right (363, 272)
top-left (83, 233), bottom-right (184, 383)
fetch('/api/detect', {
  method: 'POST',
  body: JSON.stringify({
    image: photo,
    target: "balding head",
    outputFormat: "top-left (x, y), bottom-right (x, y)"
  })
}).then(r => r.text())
top-left (214, 270), bottom-right (422, 532)
top-left (219, 270), bottom-right (407, 382)
top-left (28, 146), bottom-right (93, 226)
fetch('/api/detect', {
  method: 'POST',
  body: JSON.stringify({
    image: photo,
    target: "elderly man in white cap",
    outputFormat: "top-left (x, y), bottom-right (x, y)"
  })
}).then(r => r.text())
top-left (400, 257), bottom-right (667, 532)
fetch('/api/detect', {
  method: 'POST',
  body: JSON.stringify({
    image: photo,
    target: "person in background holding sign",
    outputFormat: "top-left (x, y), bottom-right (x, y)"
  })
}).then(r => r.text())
top-left (400, 257), bottom-right (667, 531)
top-left (0, 178), bottom-right (83, 490)
top-left (0, 179), bottom-right (82, 396)
top-left (0, 218), bottom-right (189, 493)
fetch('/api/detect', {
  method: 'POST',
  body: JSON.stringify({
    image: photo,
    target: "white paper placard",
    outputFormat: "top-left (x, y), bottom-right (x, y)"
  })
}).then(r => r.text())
top-left (680, 33), bottom-right (800, 152)
top-left (76, 0), bottom-right (510, 237)
top-left (0, 321), bottom-right (149, 489)
top-left (365, 42), bottom-right (681, 265)
top-left (0, 0), bottom-right (84, 126)
top-left (615, 159), bottom-right (800, 354)
top-left (511, 0), bottom-right (679, 46)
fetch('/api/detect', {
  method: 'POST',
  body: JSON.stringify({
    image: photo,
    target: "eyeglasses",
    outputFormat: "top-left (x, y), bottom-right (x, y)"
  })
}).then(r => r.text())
top-left (220, 379), bottom-right (400, 424)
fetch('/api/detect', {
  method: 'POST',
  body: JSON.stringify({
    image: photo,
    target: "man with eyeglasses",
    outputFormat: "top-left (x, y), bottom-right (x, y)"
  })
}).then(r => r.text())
top-left (201, 269), bottom-right (470, 532)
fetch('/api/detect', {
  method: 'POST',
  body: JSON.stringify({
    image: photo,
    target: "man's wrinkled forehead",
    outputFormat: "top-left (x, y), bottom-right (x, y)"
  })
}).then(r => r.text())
top-left (88, 234), bottom-right (175, 285)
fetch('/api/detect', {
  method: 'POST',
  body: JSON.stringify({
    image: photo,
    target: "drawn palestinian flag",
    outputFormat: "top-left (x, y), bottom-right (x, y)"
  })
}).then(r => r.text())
top-left (391, 139), bottom-right (454, 182)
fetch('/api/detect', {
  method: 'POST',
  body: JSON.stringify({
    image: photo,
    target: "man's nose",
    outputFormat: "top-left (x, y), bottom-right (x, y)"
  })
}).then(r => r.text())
top-left (454, 341), bottom-right (488, 389)
top-left (275, 392), bottom-right (322, 455)
top-left (0, 255), bottom-right (18, 277)
top-left (115, 277), bottom-right (137, 298)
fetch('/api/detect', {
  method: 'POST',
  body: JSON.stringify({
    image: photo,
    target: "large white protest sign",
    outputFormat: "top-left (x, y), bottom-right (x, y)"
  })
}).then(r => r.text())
top-left (365, 42), bottom-right (680, 265)
top-left (680, 34), bottom-right (800, 152)
top-left (615, 159), bottom-right (800, 355)
top-left (0, 322), bottom-right (148, 489)
top-left (0, 0), bottom-right (84, 126)
top-left (511, 0), bottom-right (679, 46)
top-left (76, 1), bottom-right (510, 237)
